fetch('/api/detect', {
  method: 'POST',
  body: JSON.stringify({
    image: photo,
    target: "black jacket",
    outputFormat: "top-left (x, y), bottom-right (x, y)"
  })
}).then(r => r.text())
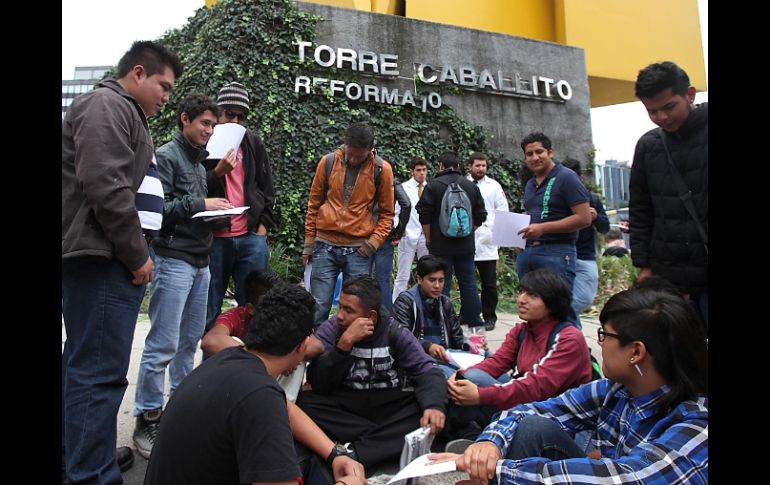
top-left (389, 181), bottom-right (411, 240)
top-left (415, 169), bottom-right (487, 256)
top-left (152, 132), bottom-right (213, 268)
top-left (202, 128), bottom-right (276, 231)
top-left (393, 285), bottom-right (466, 354)
top-left (629, 103), bottom-right (708, 293)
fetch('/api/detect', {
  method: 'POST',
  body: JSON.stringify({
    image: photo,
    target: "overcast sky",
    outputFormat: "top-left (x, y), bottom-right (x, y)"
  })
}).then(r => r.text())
top-left (62, 0), bottom-right (707, 164)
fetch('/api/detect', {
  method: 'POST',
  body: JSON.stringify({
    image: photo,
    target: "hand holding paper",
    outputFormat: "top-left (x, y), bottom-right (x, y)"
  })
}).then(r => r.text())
top-left (206, 123), bottom-right (246, 160)
top-left (491, 210), bottom-right (530, 249)
top-left (387, 453), bottom-right (457, 484)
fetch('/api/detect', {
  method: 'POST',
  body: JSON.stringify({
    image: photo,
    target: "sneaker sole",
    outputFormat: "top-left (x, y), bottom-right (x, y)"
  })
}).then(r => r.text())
top-left (133, 440), bottom-right (152, 460)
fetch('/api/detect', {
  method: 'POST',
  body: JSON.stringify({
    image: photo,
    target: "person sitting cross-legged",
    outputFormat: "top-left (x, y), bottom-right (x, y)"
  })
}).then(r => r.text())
top-left (296, 275), bottom-right (447, 473)
top-left (431, 287), bottom-right (708, 485)
top-left (444, 268), bottom-right (592, 440)
top-left (393, 254), bottom-right (472, 377)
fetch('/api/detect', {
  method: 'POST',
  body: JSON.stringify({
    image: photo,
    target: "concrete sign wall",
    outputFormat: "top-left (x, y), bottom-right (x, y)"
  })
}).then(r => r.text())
top-left (298, 2), bottom-right (592, 162)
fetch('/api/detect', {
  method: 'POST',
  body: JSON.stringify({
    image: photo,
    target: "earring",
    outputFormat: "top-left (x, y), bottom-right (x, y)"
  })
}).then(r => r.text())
top-left (634, 363), bottom-right (644, 376)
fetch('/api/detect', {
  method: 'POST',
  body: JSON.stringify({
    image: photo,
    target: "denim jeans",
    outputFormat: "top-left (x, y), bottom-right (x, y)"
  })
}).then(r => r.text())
top-left (62, 256), bottom-right (145, 484)
top-left (570, 258), bottom-right (599, 329)
top-left (310, 241), bottom-right (373, 325)
top-left (134, 254), bottom-right (210, 414)
top-left (505, 415), bottom-right (586, 461)
top-left (438, 253), bottom-right (483, 327)
top-left (515, 242), bottom-right (578, 324)
top-left (373, 242), bottom-right (395, 312)
top-left (205, 232), bottom-right (268, 334)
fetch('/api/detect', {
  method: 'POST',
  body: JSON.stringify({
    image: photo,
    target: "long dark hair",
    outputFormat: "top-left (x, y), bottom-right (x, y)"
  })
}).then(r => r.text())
top-left (599, 288), bottom-right (707, 411)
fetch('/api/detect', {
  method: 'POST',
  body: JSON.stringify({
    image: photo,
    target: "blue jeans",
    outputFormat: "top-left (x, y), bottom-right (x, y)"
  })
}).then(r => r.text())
top-left (62, 256), bottom-right (145, 484)
top-left (571, 258), bottom-right (599, 329)
top-left (134, 254), bottom-right (210, 414)
top-left (505, 415), bottom-right (586, 460)
top-left (438, 253), bottom-right (483, 327)
top-left (373, 242), bottom-right (395, 312)
top-left (515, 243), bottom-right (578, 324)
top-left (205, 232), bottom-right (268, 334)
top-left (310, 241), bottom-right (373, 325)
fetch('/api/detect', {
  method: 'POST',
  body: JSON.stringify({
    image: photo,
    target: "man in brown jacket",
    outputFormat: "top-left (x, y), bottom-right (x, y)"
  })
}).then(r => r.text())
top-left (62, 40), bottom-right (182, 483)
top-left (303, 122), bottom-right (394, 325)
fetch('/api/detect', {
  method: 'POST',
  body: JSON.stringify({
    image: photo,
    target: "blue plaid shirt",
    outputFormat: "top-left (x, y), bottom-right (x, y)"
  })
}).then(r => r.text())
top-left (478, 379), bottom-right (708, 484)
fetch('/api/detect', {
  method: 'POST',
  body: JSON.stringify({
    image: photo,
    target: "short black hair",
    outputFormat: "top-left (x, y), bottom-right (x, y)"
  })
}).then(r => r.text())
top-left (630, 275), bottom-right (682, 297)
top-left (438, 150), bottom-right (460, 169)
top-left (409, 156), bottom-right (429, 170)
top-left (341, 275), bottom-right (381, 313)
top-left (244, 269), bottom-right (281, 306)
top-left (519, 268), bottom-right (572, 322)
top-left (635, 61), bottom-right (691, 98)
top-left (176, 93), bottom-right (220, 130)
top-left (345, 122), bottom-right (375, 148)
top-left (561, 157), bottom-right (582, 177)
top-left (415, 254), bottom-right (448, 278)
top-left (117, 40), bottom-right (183, 79)
top-left (520, 132), bottom-right (553, 152)
top-left (467, 152), bottom-right (488, 165)
top-left (244, 284), bottom-right (315, 355)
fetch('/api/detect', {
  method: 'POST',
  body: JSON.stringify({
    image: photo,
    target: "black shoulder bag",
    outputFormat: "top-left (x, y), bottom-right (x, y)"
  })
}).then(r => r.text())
top-left (658, 128), bottom-right (708, 255)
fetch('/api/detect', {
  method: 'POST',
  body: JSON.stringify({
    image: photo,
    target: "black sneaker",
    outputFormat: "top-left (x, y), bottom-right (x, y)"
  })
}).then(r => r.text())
top-left (116, 446), bottom-right (134, 473)
top-left (133, 408), bottom-right (162, 459)
top-left (484, 319), bottom-right (496, 331)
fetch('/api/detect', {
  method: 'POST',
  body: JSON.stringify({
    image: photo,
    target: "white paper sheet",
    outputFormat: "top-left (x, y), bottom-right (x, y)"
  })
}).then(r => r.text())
top-left (387, 454), bottom-right (457, 485)
top-left (205, 122), bottom-right (246, 159)
top-left (491, 210), bottom-right (531, 249)
top-left (191, 206), bottom-right (249, 218)
top-left (445, 349), bottom-right (484, 369)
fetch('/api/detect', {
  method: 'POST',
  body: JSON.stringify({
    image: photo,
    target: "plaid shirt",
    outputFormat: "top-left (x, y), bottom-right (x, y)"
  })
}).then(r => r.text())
top-left (478, 379), bottom-right (708, 484)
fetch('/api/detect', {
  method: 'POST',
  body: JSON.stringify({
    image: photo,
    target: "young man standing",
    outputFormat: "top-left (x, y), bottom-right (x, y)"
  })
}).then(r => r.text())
top-left (630, 61), bottom-right (708, 329)
top-left (516, 133), bottom-right (591, 324)
top-left (133, 94), bottom-right (235, 459)
top-left (303, 122), bottom-right (395, 325)
top-left (203, 81), bottom-right (276, 339)
top-left (466, 153), bottom-right (509, 330)
top-left (62, 40), bottom-right (182, 483)
top-left (416, 151), bottom-right (487, 329)
top-left (392, 157), bottom-right (431, 301)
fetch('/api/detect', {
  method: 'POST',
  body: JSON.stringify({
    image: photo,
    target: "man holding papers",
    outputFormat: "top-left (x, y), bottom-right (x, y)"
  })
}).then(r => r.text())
top-left (133, 93), bottom-right (235, 459)
top-left (203, 81), bottom-right (277, 340)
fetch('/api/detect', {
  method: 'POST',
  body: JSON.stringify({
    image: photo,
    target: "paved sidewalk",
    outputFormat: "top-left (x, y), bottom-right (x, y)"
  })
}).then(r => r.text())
top-left (62, 311), bottom-right (603, 484)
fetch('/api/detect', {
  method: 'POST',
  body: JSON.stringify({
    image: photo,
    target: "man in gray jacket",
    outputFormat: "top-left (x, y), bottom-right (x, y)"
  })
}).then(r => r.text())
top-left (132, 93), bottom-right (235, 459)
top-left (62, 41), bottom-right (182, 484)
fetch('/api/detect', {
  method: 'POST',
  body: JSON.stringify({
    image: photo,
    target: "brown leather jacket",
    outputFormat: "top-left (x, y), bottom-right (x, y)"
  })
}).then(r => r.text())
top-left (304, 147), bottom-right (394, 255)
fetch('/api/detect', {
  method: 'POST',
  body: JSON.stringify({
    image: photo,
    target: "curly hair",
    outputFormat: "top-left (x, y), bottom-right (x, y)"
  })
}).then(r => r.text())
top-left (243, 284), bottom-right (315, 355)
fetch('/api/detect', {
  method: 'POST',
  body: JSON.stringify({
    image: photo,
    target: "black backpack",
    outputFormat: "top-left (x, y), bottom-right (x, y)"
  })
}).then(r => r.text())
top-left (515, 321), bottom-right (603, 380)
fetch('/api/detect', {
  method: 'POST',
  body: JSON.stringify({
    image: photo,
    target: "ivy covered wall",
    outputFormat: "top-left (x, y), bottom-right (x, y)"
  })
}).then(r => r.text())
top-left (147, 0), bottom-right (524, 273)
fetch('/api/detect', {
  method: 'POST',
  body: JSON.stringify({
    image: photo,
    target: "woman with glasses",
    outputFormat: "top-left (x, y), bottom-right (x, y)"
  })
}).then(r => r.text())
top-left (444, 268), bottom-right (593, 440)
top-left (433, 287), bottom-right (708, 484)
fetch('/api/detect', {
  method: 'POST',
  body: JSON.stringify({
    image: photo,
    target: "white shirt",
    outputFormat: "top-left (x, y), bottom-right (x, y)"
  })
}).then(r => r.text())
top-left (467, 175), bottom-right (509, 260)
top-left (396, 177), bottom-right (427, 241)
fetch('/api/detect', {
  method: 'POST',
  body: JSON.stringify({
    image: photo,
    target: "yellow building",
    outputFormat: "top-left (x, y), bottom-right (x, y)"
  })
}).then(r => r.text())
top-left (286, 0), bottom-right (706, 107)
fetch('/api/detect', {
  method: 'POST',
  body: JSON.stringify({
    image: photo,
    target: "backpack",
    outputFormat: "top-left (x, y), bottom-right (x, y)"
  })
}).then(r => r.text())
top-left (321, 147), bottom-right (383, 204)
top-left (437, 174), bottom-right (473, 238)
top-left (516, 321), bottom-right (603, 381)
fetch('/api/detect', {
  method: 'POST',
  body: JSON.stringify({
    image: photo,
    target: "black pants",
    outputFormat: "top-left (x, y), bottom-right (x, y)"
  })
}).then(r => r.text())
top-left (475, 260), bottom-right (498, 322)
top-left (296, 388), bottom-right (422, 470)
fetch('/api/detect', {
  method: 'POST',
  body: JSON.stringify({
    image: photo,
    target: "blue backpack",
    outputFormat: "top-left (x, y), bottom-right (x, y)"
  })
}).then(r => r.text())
top-left (437, 174), bottom-right (473, 238)
top-left (516, 321), bottom-right (603, 380)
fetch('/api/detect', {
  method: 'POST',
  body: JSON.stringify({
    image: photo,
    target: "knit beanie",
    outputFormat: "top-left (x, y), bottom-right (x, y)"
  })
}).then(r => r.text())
top-left (217, 81), bottom-right (250, 112)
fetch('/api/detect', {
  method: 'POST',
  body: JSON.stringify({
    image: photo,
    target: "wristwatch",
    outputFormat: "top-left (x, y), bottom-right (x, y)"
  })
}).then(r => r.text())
top-left (326, 442), bottom-right (354, 466)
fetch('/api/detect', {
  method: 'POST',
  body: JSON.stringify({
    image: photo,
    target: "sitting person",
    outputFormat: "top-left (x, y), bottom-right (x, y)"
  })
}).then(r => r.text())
top-left (434, 286), bottom-right (708, 484)
top-left (393, 254), bottom-right (469, 377)
top-left (200, 268), bottom-right (323, 401)
top-left (445, 268), bottom-right (592, 438)
top-left (145, 284), bottom-right (366, 485)
top-left (603, 229), bottom-right (629, 258)
top-left (296, 275), bottom-right (447, 472)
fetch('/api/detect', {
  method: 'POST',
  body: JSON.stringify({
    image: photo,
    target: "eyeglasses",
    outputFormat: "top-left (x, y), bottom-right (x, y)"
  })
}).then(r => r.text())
top-left (597, 328), bottom-right (623, 343)
top-left (224, 110), bottom-right (246, 121)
